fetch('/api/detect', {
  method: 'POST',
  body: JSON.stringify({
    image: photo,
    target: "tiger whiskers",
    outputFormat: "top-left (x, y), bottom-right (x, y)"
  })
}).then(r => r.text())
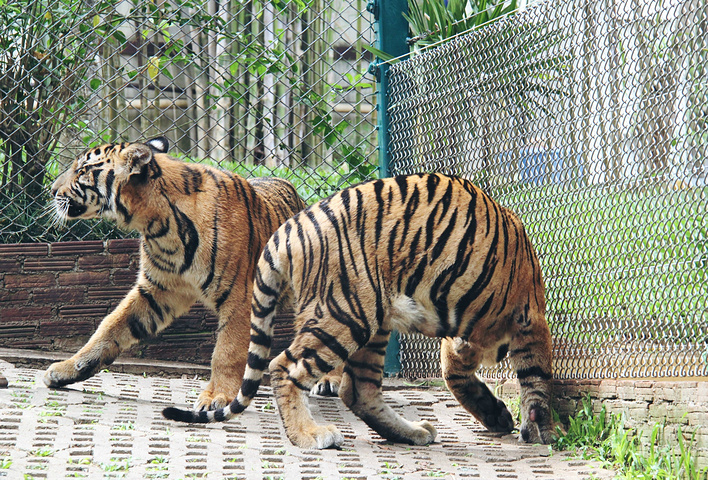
top-left (45, 197), bottom-right (69, 229)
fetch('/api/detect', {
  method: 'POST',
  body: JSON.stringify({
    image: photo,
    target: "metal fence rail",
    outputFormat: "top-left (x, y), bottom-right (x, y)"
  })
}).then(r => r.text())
top-left (0, 0), bottom-right (377, 243)
top-left (387, 0), bottom-right (708, 379)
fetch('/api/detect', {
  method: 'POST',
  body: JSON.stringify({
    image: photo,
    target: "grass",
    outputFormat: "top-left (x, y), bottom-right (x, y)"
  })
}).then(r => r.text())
top-left (491, 183), bottom-right (708, 350)
top-left (111, 422), bottom-right (135, 431)
top-left (554, 395), bottom-right (708, 479)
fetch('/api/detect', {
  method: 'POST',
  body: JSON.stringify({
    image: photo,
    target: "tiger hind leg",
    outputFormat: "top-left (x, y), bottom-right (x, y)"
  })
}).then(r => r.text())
top-left (269, 347), bottom-right (345, 449)
top-left (440, 337), bottom-right (515, 434)
top-left (508, 316), bottom-right (556, 444)
top-left (339, 332), bottom-right (437, 445)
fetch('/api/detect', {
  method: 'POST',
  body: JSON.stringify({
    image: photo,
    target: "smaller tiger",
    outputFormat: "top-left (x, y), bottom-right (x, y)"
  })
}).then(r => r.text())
top-left (163, 173), bottom-right (555, 449)
top-left (43, 137), bottom-right (311, 411)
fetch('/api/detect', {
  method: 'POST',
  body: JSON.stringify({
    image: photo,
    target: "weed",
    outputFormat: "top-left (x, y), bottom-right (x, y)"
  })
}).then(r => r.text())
top-left (38, 407), bottom-right (65, 417)
top-left (101, 457), bottom-right (130, 472)
top-left (555, 395), bottom-right (708, 480)
top-left (424, 471), bottom-right (446, 477)
top-left (0, 459), bottom-right (11, 469)
top-left (111, 422), bottom-right (135, 431)
top-left (31, 447), bottom-right (54, 457)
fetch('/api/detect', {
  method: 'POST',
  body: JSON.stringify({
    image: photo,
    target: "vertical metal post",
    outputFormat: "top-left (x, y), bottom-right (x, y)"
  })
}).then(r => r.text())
top-left (369, 0), bottom-right (409, 179)
top-left (369, 0), bottom-right (408, 375)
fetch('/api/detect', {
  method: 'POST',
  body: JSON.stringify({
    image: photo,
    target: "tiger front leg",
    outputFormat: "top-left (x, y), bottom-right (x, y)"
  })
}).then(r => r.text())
top-left (193, 301), bottom-right (251, 411)
top-left (44, 283), bottom-right (192, 388)
top-left (440, 338), bottom-right (515, 434)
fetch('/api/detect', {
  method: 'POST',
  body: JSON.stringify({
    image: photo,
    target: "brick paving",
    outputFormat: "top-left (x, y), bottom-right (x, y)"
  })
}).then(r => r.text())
top-left (0, 359), bottom-right (615, 479)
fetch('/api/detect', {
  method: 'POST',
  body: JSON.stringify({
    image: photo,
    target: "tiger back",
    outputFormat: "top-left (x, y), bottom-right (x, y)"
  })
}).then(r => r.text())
top-left (44, 137), bottom-right (307, 412)
top-left (163, 173), bottom-right (555, 449)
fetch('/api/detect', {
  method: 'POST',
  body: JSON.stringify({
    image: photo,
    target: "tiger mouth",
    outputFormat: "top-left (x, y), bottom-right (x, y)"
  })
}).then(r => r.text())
top-left (67, 201), bottom-right (88, 218)
top-left (55, 197), bottom-right (88, 218)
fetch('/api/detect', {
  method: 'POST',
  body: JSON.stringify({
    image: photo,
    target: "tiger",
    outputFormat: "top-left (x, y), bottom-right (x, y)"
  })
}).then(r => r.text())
top-left (162, 173), bottom-right (556, 448)
top-left (43, 136), bottom-right (321, 411)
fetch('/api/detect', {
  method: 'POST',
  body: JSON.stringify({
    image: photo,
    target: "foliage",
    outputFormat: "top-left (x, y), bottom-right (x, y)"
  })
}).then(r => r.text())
top-left (298, 88), bottom-right (377, 186)
top-left (555, 396), bottom-right (708, 480)
top-left (0, 0), bottom-right (234, 238)
top-left (405, 0), bottom-right (517, 48)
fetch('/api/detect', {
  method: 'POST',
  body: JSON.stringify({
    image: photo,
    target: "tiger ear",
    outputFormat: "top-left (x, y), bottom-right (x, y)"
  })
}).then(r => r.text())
top-left (145, 136), bottom-right (169, 154)
top-left (121, 143), bottom-right (154, 176)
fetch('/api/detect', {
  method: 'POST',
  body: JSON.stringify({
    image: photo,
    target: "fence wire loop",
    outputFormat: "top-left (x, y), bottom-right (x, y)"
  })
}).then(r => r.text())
top-left (389, 0), bottom-right (708, 380)
top-left (0, 0), bottom-right (377, 244)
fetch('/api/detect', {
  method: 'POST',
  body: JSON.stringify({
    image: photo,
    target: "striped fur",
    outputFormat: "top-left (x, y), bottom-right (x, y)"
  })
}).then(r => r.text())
top-left (162, 173), bottom-right (555, 448)
top-left (43, 137), bottom-right (306, 411)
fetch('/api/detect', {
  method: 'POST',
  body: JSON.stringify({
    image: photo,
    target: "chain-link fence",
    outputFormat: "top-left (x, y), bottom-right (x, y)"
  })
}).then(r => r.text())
top-left (0, 0), bottom-right (377, 243)
top-left (387, 0), bottom-right (708, 379)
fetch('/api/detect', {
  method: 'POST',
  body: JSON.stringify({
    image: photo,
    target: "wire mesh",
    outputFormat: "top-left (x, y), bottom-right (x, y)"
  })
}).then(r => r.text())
top-left (0, 0), bottom-right (377, 243)
top-left (387, 0), bottom-right (708, 380)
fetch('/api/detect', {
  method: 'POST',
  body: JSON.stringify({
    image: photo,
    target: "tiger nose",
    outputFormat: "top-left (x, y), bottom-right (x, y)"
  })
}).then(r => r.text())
top-left (50, 175), bottom-right (63, 197)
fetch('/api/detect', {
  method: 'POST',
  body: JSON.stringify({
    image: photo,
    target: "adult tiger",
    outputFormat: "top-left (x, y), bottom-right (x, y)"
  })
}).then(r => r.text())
top-left (43, 137), bottom-right (310, 411)
top-left (163, 173), bottom-right (555, 448)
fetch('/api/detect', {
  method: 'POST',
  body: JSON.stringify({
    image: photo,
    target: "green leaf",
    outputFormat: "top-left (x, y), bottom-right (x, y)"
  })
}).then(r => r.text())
top-left (89, 78), bottom-right (102, 90)
top-left (111, 29), bottom-right (127, 44)
top-left (361, 44), bottom-right (397, 63)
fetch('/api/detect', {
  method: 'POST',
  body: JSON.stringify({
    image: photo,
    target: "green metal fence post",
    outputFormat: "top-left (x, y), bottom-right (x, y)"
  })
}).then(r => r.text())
top-left (369, 0), bottom-right (409, 178)
top-left (368, 0), bottom-right (408, 376)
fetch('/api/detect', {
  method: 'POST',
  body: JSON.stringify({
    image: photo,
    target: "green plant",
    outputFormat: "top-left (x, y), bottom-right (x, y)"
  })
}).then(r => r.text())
top-left (31, 447), bottom-right (54, 457)
top-left (297, 88), bottom-right (378, 186)
top-left (100, 457), bottom-right (130, 472)
top-left (405, 0), bottom-right (517, 48)
top-left (555, 395), bottom-right (708, 480)
top-left (111, 422), bottom-right (135, 431)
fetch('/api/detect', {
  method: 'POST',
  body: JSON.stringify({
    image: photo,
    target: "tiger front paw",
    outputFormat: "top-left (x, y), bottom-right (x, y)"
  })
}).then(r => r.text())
top-left (287, 424), bottom-right (344, 449)
top-left (43, 357), bottom-right (101, 388)
top-left (193, 380), bottom-right (238, 411)
top-left (408, 420), bottom-right (437, 445)
top-left (480, 398), bottom-right (515, 434)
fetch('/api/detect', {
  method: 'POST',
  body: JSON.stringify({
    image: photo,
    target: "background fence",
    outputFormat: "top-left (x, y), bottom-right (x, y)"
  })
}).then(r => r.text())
top-left (2, 0), bottom-right (707, 382)
top-left (0, 0), bottom-right (378, 243)
top-left (386, 0), bottom-right (708, 380)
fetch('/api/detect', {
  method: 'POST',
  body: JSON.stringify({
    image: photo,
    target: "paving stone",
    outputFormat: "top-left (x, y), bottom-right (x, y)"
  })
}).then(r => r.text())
top-left (0, 361), bottom-right (615, 479)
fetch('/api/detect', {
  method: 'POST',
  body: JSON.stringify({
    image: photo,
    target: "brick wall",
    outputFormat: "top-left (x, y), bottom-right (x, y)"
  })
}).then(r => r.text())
top-left (493, 378), bottom-right (708, 468)
top-left (0, 240), bottom-right (294, 365)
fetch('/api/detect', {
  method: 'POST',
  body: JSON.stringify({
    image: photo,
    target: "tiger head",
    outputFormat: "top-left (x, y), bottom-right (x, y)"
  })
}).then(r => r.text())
top-left (51, 137), bottom-right (169, 223)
